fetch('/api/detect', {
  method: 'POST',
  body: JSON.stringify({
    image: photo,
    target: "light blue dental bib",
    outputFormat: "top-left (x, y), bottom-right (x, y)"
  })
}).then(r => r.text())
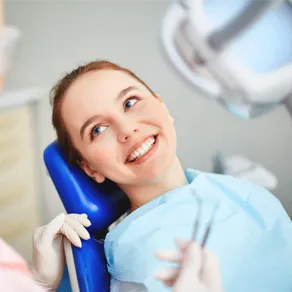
top-left (105, 169), bottom-right (292, 292)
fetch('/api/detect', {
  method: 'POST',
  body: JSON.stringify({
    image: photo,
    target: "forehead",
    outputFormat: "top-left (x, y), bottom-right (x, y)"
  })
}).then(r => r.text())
top-left (65, 69), bottom-right (148, 104)
top-left (61, 69), bottom-right (149, 128)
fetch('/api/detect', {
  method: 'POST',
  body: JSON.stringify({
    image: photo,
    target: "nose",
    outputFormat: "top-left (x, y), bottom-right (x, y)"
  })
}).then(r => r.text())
top-left (117, 124), bottom-right (139, 143)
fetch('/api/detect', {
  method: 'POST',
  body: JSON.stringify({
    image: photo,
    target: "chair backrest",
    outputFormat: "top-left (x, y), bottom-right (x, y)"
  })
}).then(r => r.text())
top-left (43, 141), bottom-right (130, 292)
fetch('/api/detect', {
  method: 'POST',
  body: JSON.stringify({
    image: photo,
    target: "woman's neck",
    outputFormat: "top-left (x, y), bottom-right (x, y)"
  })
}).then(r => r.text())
top-left (120, 156), bottom-right (188, 213)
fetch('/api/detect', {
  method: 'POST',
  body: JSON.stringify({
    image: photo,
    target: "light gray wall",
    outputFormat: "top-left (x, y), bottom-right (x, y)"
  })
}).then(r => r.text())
top-left (5, 0), bottom-right (292, 221)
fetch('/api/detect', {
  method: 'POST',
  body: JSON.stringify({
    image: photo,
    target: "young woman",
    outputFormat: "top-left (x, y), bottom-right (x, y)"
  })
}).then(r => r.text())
top-left (32, 60), bottom-right (292, 292)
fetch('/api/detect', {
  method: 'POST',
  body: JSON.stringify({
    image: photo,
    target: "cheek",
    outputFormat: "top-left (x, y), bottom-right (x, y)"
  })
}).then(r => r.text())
top-left (85, 139), bottom-right (118, 169)
top-left (154, 106), bottom-right (175, 134)
top-left (146, 102), bottom-right (171, 123)
top-left (77, 142), bottom-right (101, 161)
top-left (99, 148), bottom-right (112, 160)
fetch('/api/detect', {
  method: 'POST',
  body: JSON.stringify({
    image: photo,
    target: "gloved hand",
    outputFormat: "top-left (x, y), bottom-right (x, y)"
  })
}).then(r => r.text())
top-left (31, 213), bottom-right (91, 292)
top-left (154, 238), bottom-right (223, 292)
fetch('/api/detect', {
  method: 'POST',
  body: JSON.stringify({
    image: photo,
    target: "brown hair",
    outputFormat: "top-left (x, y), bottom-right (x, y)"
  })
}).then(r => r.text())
top-left (50, 59), bottom-right (156, 165)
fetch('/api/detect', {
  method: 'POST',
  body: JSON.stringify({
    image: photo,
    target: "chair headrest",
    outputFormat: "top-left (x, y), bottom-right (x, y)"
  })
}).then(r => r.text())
top-left (44, 141), bottom-right (130, 234)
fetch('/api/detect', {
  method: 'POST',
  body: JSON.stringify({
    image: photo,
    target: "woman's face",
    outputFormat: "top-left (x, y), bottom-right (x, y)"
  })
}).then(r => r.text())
top-left (61, 69), bottom-right (177, 186)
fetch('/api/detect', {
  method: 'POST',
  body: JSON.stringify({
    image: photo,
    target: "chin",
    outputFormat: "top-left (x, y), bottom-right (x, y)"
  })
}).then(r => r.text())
top-left (141, 156), bottom-right (175, 184)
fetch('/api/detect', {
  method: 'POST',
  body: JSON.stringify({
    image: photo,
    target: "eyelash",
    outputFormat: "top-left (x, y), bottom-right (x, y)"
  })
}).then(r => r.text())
top-left (89, 96), bottom-right (140, 140)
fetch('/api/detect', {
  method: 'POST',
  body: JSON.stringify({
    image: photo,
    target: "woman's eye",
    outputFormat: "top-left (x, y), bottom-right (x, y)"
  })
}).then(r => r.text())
top-left (91, 125), bottom-right (107, 138)
top-left (124, 98), bottom-right (138, 110)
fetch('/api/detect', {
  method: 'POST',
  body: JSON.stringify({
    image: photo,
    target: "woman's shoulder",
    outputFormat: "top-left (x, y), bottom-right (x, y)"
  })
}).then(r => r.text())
top-left (188, 167), bottom-right (272, 196)
top-left (187, 168), bottom-right (286, 212)
top-left (199, 170), bottom-right (289, 220)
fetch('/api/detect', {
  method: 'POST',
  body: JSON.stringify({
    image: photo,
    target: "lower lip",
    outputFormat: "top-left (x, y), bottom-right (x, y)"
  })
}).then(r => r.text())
top-left (126, 135), bottom-right (159, 165)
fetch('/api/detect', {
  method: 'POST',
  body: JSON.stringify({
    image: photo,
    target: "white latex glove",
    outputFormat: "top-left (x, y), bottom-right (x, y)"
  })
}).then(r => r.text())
top-left (154, 239), bottom-right (223, 292)
top-left (31, 213), bottom-right (91, 292)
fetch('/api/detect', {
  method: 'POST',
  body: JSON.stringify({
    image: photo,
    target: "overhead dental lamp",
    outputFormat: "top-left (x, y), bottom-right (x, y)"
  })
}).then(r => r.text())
top-left (161, 0), bottom-right (292, 119)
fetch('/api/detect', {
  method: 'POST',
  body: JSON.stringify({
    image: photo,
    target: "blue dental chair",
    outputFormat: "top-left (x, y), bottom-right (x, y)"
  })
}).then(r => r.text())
top-left (44, 141), bottom-right (130, 292)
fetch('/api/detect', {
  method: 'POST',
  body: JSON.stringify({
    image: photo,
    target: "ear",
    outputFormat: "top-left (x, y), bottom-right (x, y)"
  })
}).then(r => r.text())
top-left (78, 160), bottom-right (106, 183)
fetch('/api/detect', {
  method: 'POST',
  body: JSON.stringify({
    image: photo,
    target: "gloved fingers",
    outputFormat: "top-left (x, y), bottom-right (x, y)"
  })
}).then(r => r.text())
top-left (180, 242), bottom-right (203, 275)
top-left (155, 249), bottom-right (183, 263)
top-left (154, 267), bottom-right (179, 287)
top-left (65, 215), bottom-right (91, 240)
top-left (201, 248), bottom-right (223, 290)
top-left (155, 238), bottom-right (191, 263)
top-left (60, 222), bottom-right (82, 248)
top-left (163, 279), bottom-right (177, 287)
top-left (33, 226), bottom-right (45, 245)
top-left (68, 213), bottom-right (92, 228)
top-left (170, 243), bottom-right (203, 291)
top-left (36, 213), bottom-right (91, 248)
top-left (41, 213), bottom-right (66, 245)
top-left (175, 238), bottom-right (190, 251)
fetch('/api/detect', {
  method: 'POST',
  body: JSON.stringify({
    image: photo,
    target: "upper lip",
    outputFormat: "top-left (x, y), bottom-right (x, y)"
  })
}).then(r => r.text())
top-left (125, 134), bottom-right (156, 161)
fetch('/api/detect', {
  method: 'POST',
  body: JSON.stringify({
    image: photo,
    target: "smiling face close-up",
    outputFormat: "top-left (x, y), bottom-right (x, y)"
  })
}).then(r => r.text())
top-left (61, 69), bottom-right (177, 187)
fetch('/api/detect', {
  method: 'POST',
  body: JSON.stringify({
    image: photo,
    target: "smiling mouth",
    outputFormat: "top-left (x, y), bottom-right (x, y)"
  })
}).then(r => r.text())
top-left (126, 135), bottom-right (157, 163)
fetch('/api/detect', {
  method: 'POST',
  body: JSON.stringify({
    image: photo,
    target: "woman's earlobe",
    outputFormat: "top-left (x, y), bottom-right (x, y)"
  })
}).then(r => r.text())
top-left (78, 160), bottom-right (105, 183)
top-left (93, 173), bottom-right (106, 183)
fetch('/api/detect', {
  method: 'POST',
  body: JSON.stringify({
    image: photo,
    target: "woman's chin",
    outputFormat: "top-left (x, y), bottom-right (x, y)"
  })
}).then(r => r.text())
top-left (137, 159), bottom-right (174, 184)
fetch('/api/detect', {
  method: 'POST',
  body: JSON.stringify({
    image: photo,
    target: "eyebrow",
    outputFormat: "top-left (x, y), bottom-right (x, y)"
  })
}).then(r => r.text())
top-left (80, 86), bottom-right (138, 139)
top-left (116, 86), bottom-right (138, 102)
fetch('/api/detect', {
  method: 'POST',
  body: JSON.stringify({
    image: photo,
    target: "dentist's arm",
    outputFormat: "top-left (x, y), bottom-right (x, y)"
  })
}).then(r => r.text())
top-left (31, 213), bottom-right (91, 291)
top-left (155, 239), bottom-right (223, 292)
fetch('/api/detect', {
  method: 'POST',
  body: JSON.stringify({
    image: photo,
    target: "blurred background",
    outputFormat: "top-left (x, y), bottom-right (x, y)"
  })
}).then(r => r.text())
top-left (0, 0), bottom-right (292, 290)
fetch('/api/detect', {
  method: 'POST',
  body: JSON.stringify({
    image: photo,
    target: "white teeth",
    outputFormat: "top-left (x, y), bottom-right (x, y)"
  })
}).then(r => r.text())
top-left (138, 149), bottom-right (145, 155)
top-left (127, 136), bottom-right (156, 162)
